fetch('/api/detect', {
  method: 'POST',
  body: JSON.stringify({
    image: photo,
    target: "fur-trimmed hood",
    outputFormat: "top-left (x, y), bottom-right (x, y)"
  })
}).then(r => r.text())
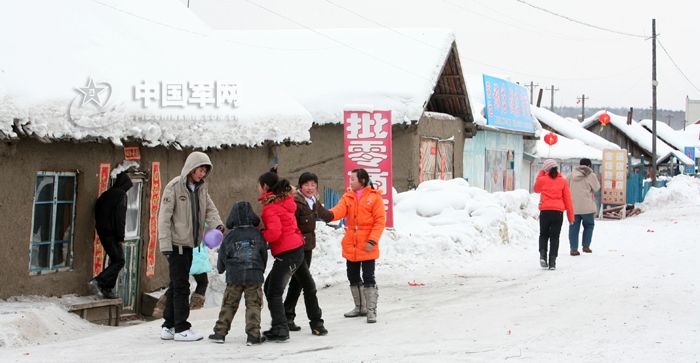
top-left (258, 187), bottom-right (296, 206)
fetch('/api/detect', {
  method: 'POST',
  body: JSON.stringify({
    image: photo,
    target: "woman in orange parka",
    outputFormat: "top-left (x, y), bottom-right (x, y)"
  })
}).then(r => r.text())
top-left (534, 159), bottom-right (575, 271)
top-left (329, 168), bottom-right (385, 324)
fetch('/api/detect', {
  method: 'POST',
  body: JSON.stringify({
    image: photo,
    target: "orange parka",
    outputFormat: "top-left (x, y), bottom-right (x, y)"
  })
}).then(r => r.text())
top-left (329, 186), bottom-right (386, 262)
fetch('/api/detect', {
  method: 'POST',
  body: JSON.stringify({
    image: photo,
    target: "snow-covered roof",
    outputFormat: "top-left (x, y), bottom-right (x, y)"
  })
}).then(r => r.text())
top-left (582, 111), bottom-right (694, 165)
top-left (0, 0), bottom-right (314, 148)
top-left (638, 119), bottom-right (700, 151)
top-left (215, 28), bottom-right (459, 125)
top-left (531, 106), bottom-right (619, 150)
top-left (531, 129), bottom-right (603, 161)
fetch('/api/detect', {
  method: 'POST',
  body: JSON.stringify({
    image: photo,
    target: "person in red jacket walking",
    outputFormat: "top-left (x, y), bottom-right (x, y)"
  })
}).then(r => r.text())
top-left (533, 159), bottom-right (574, 270)
top-left (258, 167), bottom-right (326, 341)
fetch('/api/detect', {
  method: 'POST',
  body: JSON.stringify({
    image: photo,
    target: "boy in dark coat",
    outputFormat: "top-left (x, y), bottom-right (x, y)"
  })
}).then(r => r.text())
top-left (209, 201), bottom-right (268, 345)
top-left (89, 171), bottom-right (132, 299)
top-left (284, 172), bottom-right (333, 332)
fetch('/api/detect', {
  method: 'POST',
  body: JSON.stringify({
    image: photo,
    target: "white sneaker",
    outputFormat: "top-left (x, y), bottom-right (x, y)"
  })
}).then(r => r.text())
top-left (174, 329), bottom-right (203, 342)
top-left (160, 327), bottom-right (174, 340)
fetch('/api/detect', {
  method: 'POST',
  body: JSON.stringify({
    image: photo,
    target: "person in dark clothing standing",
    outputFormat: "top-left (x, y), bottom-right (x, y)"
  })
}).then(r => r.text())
top-left (89, 171), bottom-right (132, 299)
top-left (284, 172), bottom-right (334, 333)
top-left (209, 201), bottom-right (268, 345)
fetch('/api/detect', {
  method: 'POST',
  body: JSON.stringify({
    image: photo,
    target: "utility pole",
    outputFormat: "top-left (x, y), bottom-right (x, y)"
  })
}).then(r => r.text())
top-left (536, 89), bottom-right (544, 108)
top-left (545, 85), bottom-right (559, 111)
top-left (523, 81), bottom-right (539, 104)
top-left (651, 18), bottom-right (658, 186)
top-left (577, 94), bottom-right (589, 121)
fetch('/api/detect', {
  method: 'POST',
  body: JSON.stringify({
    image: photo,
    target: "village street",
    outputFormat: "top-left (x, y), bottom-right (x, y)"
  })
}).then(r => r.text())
top-left (2, 187), bottom-right (697, 362)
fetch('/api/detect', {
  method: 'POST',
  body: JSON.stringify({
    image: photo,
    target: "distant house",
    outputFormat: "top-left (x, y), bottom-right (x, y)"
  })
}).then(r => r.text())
top-left (581, 111), bottom-right (694, 174)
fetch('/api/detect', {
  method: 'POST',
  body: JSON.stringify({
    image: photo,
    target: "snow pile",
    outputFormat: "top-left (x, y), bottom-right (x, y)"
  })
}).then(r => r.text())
top-left (531, 106), bottom-right (619, 150)
top-left (641, 175), bottom-right (700, 210)
top-left (206, 178), bottom-right (540, 304)
top-left (582, 111), bottom-right (694, 165)
top-left (0, 297), bottom-right (106, 349)
top-left (0, 0), bottom-right (313, 148)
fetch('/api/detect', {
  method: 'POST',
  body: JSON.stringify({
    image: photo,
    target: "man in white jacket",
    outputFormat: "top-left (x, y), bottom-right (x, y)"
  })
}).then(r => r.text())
top-left (568, 158), bottom-right (601, 256)
top-left (158, 151), bottom-right (223, 341)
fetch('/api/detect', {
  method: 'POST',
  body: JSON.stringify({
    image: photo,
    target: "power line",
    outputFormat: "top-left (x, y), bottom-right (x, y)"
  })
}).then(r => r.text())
top-left (90, 0), bottom-right (338, 52)
top-left (242, 0), bottom-right (432, 82)
top-left (514, 0), bottom-right (647, 39)
top-left (657, 39), bottom-right (700, 94)
top-left (323, 0), bottom-right (442, 52)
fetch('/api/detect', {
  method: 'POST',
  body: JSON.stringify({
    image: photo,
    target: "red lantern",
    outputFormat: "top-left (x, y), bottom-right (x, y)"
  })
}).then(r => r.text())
top-left (543, 132), bottom-right (558, 146)
top-left (599, 112), bottom-right (611, 125)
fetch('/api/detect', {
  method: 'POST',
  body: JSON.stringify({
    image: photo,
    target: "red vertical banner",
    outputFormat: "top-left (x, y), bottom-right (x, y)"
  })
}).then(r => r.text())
top-left (92, 162), bottom-right (111, 277)
top-left (343, 110), bottom-right (394, 227)
top-left (146, 162), bottom-right (161, 277)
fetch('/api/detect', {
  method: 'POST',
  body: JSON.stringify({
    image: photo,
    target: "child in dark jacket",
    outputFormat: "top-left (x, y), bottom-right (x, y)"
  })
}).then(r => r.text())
top-left (209, 201), bottom-right (268, 346)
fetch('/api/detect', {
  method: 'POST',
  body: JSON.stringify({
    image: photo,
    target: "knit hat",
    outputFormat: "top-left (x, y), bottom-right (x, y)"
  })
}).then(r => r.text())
top-left (542, 159), bottom-right (558, 172)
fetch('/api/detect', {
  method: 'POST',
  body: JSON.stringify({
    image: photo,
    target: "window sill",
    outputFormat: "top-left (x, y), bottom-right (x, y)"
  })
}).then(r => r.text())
top-left (29, 267), bottom-right (73, 276)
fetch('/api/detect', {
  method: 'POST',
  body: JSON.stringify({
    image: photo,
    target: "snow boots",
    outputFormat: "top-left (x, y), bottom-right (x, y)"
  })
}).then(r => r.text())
top-left (582, 246), bottom-right (593, 253)
top-left (344, 284), bottom-right (368, 318)
top-left (208, 333), bottom-right (225, 344)
top-left (548, 256), bottom-right (556, 270)
top-left (570, 250), bottom-right (580, 256)
top-left (364, 285), bottom-right (378, 324)
top-left (153, 294), bottom-right (167, 319)
top-left (539, 256), bottom-right (548, 268)
top-left (190, 293), bottom-right (205, 310)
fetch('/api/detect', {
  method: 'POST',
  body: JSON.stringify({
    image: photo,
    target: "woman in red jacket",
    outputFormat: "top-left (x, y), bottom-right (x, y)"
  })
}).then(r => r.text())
top-left (533, 159), bottom-right (574, 270)
top-left (258, 168), bottom-right (326, 341)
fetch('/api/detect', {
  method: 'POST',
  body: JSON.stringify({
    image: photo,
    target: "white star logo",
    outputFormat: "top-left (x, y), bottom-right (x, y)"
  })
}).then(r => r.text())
top-left (76, 77), bottom-right (105, 107)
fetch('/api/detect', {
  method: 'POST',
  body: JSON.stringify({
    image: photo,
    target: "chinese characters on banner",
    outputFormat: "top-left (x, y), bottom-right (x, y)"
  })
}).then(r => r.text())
top-left (601, 149), bottom-right (627, 205)
top-left (482, 74), bottom-right (535, 133)
top-left (123, 146), bottom-right (141, 160)
top-left (92, 162), bottom-right (111, 277)
top-left (146, 162), bottom-right (161, 277)
top-left (684, 146), bottom-right (696, 174)
top-left (343, 110), bottom-right (394, 228)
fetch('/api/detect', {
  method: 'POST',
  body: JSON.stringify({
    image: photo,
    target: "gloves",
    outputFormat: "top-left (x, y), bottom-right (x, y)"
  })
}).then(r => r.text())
top-left (364, 240), bottom-right (376, 252)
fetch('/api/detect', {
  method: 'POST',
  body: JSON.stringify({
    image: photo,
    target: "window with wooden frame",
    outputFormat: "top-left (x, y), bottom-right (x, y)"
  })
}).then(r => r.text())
top-left (29, 172), bottom-right (77, 273)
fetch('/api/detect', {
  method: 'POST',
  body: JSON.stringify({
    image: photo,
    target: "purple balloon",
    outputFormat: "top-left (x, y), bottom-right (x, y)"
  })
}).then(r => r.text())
top-left (203, 228), bottom-right (224, 248)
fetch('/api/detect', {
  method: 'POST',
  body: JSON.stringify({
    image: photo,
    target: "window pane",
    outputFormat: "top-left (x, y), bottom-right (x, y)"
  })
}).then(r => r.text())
top-left (35, 176), bottom-right (55, 202)
top-left (32, 204), bottom-right (53, 242)
top-left (124, 181), bottom-right (141, 239)
top-left (57, 176), bottom-right (75, 201)
top-left (51, 241), bottom-right (71, 268)
top-left (54, 203), bottom-right (73, 242)
top-left (30, 244), bottom-right (51, 270)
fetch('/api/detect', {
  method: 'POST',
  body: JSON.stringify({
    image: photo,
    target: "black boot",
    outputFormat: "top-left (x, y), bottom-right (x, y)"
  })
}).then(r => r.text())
top-left (208, 333), bottom-right (225, 343)
top-left (310, 320), bottom-right (328, 336)
top-left (263, 329), bottom-right (289, 342)
top-left (548, 256), bottom-right (556, 270)
top-left (287, 321), bottom-right (302, 332)
top-left (246, 334), bottom-right (266, 346)
top-left (539, 254), bottom-right (548, 268)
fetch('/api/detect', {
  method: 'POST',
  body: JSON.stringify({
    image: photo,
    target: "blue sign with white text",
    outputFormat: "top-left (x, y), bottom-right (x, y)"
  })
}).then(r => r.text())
top-left (482, 74), bottom-right (535, 133)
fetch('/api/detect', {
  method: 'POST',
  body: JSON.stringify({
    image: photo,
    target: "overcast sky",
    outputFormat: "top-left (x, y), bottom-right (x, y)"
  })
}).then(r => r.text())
top-left (183, 0), bottom-right (699, 111)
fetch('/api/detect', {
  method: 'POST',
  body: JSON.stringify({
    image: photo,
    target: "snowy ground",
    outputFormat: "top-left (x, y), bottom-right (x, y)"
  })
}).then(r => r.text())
top-left (1, 178), bottom-right (699, 362)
